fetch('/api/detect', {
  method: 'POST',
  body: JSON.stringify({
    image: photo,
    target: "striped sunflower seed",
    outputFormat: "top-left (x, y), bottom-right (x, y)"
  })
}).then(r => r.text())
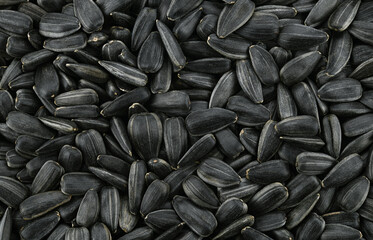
top-left (253, 211), bottom-right (287, 232)
top-left (246, 160), bottom-right (291, 184)
top-left (90, 222), bottom-right (112, 240)
top-left (43, 32), bottom-right (87, 52)
top-left (60, 172), bottom-right (103, 196)
top-left (140, 179), bottom-right (169, 217)
top-left (166, 0), bottom-right (203, 21)
top-left (20, 211), bottom-right (60, 240)
top-left (328, 0), bottom-right (361, 32)
top-left (320, 224), bottom-right (362, 240)
top-left (128, 160), bottom-right (147, 215)
top-left (286, 193), bottom-right (320, 229)
top-left (257, 120), bottom-right (282, 162)
top-left (75, 129), bottom-right (106, 167)
top-left (76, 189), bottom-right (99, 227)
top-left (65, 227), bottom-right (90, 240)
top-left (0, 176), bottom-right (28, 208)
top-left (296, 212), bottom-right (325, 240)
top-left (100, 186), bottom-right (120, 233)
top-left (207, 34), bottom-right (251, 60)
top-left (39, 13), bottom-right (80, 38)
top-left (236, 12), bottom-right (279, 41)
top-left (318, 78), bottom-right (363, 103)
top-left (336, 176), bottom-right (370, 212)
top-left (74, 0), bottom-right (104, 33)
top-left (30, 160), bottom-right (64, 194)
top-left (295, 152), bottom-right (336, 176)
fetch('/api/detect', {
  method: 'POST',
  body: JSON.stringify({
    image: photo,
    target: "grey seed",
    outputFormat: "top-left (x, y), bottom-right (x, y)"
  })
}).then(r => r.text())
top-left (269, 46), bottom-right (292, 68)
top-left (280, 51), bottom-right (322, 86)
top-left (197, 157), bottom-right (241, 187)
top-left (21, 49), bottom-right (56, 72)
top-left (34, 63), bottom-right (59, 99)
top-left (325, 31), bottom-right (353, 76)
top-left (257, 120), bottom-right (282, 163)
top-left (43, 31), bottom-right (87, 52)
top-left (109, 27), bottom-right (131, 46)
top-left (182, 89), bottom-right (211, 102)
top-left (150, 91), bottom-right (191, 116)
top-left (110, 117), bottom-right (132, 157)
top-left (361, 218), bottom-right (373, 240)
top-left (320, 224), bottom-right (362, 240)
top-left (119, 196), bottom-right (139, 233)
top-left (246, 160), bottom-right (291, 184)
top-left (8, 72), bottom-right (35, 90)
top-left (268, 228), bottom-right (294, 240)
top-left (76, 189), bottom-right (99, 227)
top-left (53, 54), bottom-right (78, 76)
top-left (196, 13), bottom-right (217, 41)
top-left (65, 63), bottom-right (109, 84)
top-left (213, 214), bottom-right (255, 240)
top-left (278, 24), bottom-right (329, 50)
top-left (6, 111), bottom-right (54, 139)
top-left (164, 117), bottom-right (188, 168)
top-left (307, 78), bottom-right (329, 116)
top-left (39, 13), bottom-right (80, 38)
top-left (236, 12), bottom-right (279, 42)
top-left (174, 7), bottom-right (203, 42)
top-left (323, 211), bottom-right (360, 229)
top-left (277, 82), bottom-right (297, 120)
top-left (62, 3), bottom-right (74, 15)
top-left (247, 182), bottom-right (288, 215)
top-left (207, 34), bottom-right (251, 60)
top-left (236, 60), bottom-right (263, 103)
top-left (360, 90), bottom-right (373, 109)
top-left (328, 0), bottom-right (361, 32)
top-left (88, 166), bottom-right (128, 191)
top-left (337, 176), bottom-right (370, 212)
top-left (101, 87), bottom-right (150, 117)
top-left (87, 32), bottom-right (108, 48)
top-left (216, 198), bottom-right (247, 227)
top-left (96, 0), bottom-right (132, 16)
top-left (227, 95), bottom-right (270, 127)
top-left (249, 45), bottom-right (279, 86)
top-left (352, 44), bottom-right (373, 66)
top-left (14, 88), bottom-right (40, 114)
top-left (0, 59), bottom-right (22, 90)
top-left (54, 89), bottom-right (98, 107)
top-left (173, 195), bottom-right (217, 237)
top-left (20, 211), bottom-right (60, 240)
top-left (98, 60), bottom-right (147, 87)
top-left (0, 90), bottom-right (14, 122)
top-left (36, 134), bottom-right (76, 156)
top-left (361, 76), bottom-right (373, 88)
top-left (275, 115), bottom-right (319, 137)
top-left (241, 226), bottom-right (273, 240)
top-left (315, 187), bottom-right (336, 215)
top-left (282, 174), bottom-right (321, 209)
top-left (31, 160), bottom-right (64, 194)
top-left (128, 113), bottom-right (162, 160)
top-left (140, 179), bottom-right (169, 217)
top-left (75, 129), bottom-right (106, 167)
top-left (330, 101), bottom-right (371, 117)
top-left (178, 134), bottom-right (216, 167)
top-left (20, 191), bottom-right (71, 220)
top-left (74, 0), bottom-right (104, 33)
top-left (15, 135), bottom-right (46, 159)
top-left (103, 134), bottom-right (135, 164)
top-left (0, 10), bottom-right (33, 36)
top-left (178, 71), bottom-right (217, 90)
top-left (6, 36), bottom-right (34, 58)
top-left (100, 186), bottom-right (120, 233)
top-left (90, 222), bottom-right (112, 240)
top-left (0, 208), bottom-right (12, 240)
top-left (0, 123), bottom-right (20, 144)
top-left (256, 4), bottom-right (297, 18)
top-left (65, 227), bottom-right (90, 240)
top-left (183, 175), bottom-right (219, 209)
top-left (27, 29), bottom-right (43, 49)
top-left (253, 211), bottom-right (287, 232)
top-left (16, 168), bottom-right (33, 184)
top-left (97, 155), bottom-right (130, 177)
top-left (39, 116), bottom-right (78, 134)
top-left (318, 78), bottom-right (362, 103)
top-left (145, 209), bottom-right (181, 231)
top-left (296, 152), bottom-right (336, 175)
top-left (151, 58), bottom-right (172, 94)
top-left (128, 160), bottom-right (147, 215)
top-left (185, 108), bottom-right (236, 136)
top-left (25, 156), bottom-right (49, 177)
top-left (322, 153), bottom-right (364, 188)
top-left (0, 176), bottom-right (28, 208)
top-left (217, 0), bottom-right (255, 38)
top-left (181, 40), bottom-right (222, 59)
top-left (239, 128), bottom-right (259, 155)
top-left (359, 197), bottom-right (373, 221)
top-left (58, 145), bottom-right (82, 173)
top-left (156, 20), bottom-right (186, 71)
top-left (166, 0), bottom-right (203, 21)
top-left (117, 226), bottom-right (153, 240)
top-left (137, 32), bottom-right (164, 73)
top-left (350, 58), bottom-right (373, 80)
top-left (209, 71), bottom-right (239, 108)
top-left (60, 172), bottom-right (103, 196)
top-left (296, 212), bottom-right (325, 240)
top-left (286, 193), bottom-right (320, 229)
top-left (305, 0), bottom-right (339, 27)
top-left (47, 223), bottom-right (69, 240)
top-left (102, 40), bottom-right (128, 62)
top-left (5, 150), bottom-right (27, 168)
top-left (343, 113), bottom-right (373, 137)
top-left (131, 8), bottom-right (156, 52)
top-left (349, 20), bottom-right (373, 46)
top-left (215, 127), bottom-right (244, 159)
top-left (0, 0), bottom-right (26, 6)
top-left (164, 164), bottom-right (197, 196)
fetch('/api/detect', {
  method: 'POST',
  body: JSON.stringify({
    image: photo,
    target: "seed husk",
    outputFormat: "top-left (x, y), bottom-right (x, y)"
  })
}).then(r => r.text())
top-left (39, 13), bottom-right (81, 38)
top-left (60, 172), bottom-right (103, 196)
top-left (76, 189), bottom-right (100, 227)
top-left (31, 160), bottom-right (65, 194)
top-left (20, 211), bottom-right (60, 240)
top-left (74, 0), bottom-right (104, 33)
top-left (295, 152), bottom-right (336, 176)
top-left (246, 160), bottom-right (291, 184)
top-left (207, 34), bottom-right (251, 60)
top-left (140, 179), bottom-right (169, 217)
top-left (328, 0), bottom-right (361, 32)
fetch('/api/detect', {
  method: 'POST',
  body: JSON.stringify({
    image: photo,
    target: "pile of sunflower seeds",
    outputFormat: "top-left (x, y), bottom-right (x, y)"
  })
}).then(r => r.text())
top-left (1, 0), bottom-right (373, 239)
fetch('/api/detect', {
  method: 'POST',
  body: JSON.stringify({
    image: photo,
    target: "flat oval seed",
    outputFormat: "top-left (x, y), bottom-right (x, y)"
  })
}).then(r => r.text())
top-left (100, 186), bottom-right (120, 233)
top-left (296, 152), bottom-right (336, 176)
top-left (140, 179), bottom-right (169, 217)
top-left (236, 59), bottom-right (263, 103)
top-left (31, 160), bottom-right (65, 194)
top-left (74, 0), bottom-right (104, 33)
top-left (20, 211), bottom-right (60, 240)
top-left (257, 120), bottom-right (282, 163)
top-left (320, 224), bottom-right (362, 240)
top-left (76, 189), bottom-right (100, 227)
top-left (128, 160), bottom-right (147, 215)
top-left (275, 115), bottom-right (319, 137)
top-left (318, 78), bottom-right (363, 102)
top-left (336, 176), bottom-right (370, 212)
top-left (39, 13), bottom-right (81, 38)
top-left (0, 176), bottom-right (29, 208)
top-left (246, 160), bottom-right (291, 184)
top-left (328, 0), bottom-right (361, 32)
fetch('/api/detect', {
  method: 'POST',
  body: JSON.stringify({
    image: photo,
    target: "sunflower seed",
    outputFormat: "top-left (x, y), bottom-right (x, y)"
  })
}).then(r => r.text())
top-left (246, 160), bottom-right (291, 184)
top-left (0, 207), bottom-right (12, 240)
top-left (253, 211), bottom-right (287, 232)
top-left (39, 13), bottom-right (80, 38)
top-left (31, 160), bottom-right (64, 194)
top-left (43, 31), bottom-right (87, 52)
top-left (241, 226), bottom-right (273, 240)
top-left (74, 0), bottom-right (104, 33)
top-left (0, 176), bottom-right (28, 208)
top-left (20, 211), bottom-right (60, 240)
top-left (60, 172), bottom-right (103, 196)
top-left (336, 176), bottom-right (370, 212)
top-left (213, 214), bottom-right (255, 240)
top-left (65, 227), bottom-right (90, 240)
top-left (75, 129), bottom-right (106, 167)
top-left (0, 10), bottom-right (33, 36)
top-left (89, 166), bottom-right (128, 191)
top-left (320, 224), bottom-right (362, 240)
top-left (286, 193), bottom-right (320, 229)
top-left (296, 152), bottom-right (336, 176)
top-left (328, 0), bottom-right (361, 32)
top-left (140, 179), bottom-right (169, 217)
top-left (257, 120), bottom-right (282, 162)
top-left (207, 34), bottom-right (251, 60)
top-left (166, 0), bottom-right (203, 21)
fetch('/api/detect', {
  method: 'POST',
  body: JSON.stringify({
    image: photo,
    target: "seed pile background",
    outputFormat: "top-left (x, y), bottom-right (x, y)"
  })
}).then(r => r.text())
top-left (0, 0), bottom-right (373, 239)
